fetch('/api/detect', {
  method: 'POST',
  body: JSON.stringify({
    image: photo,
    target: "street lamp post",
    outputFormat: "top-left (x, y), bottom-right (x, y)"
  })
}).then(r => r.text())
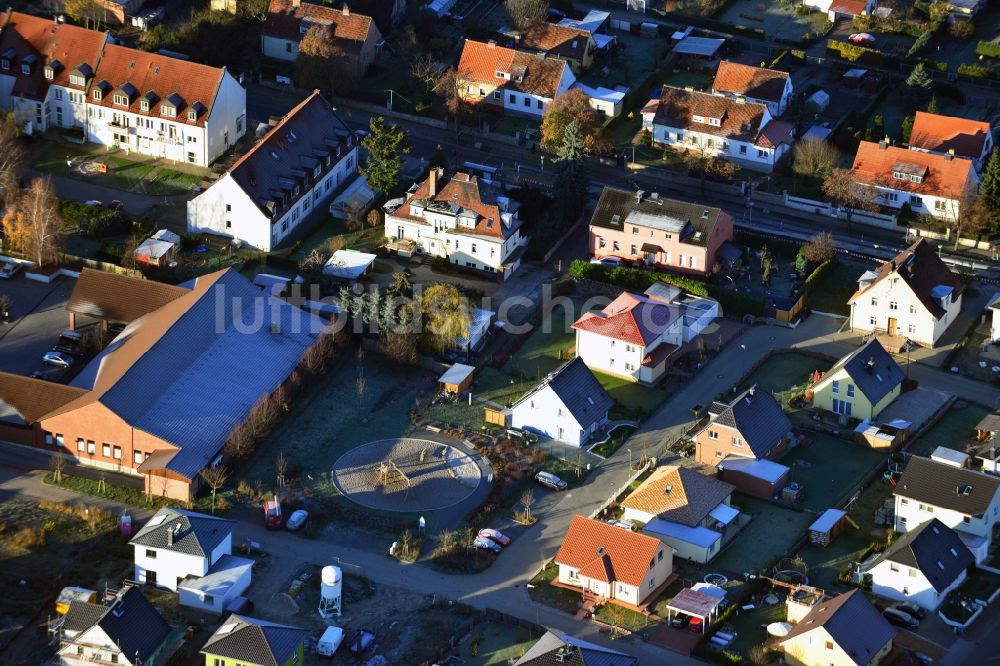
top-left (628, 448), bottom-right (632, 471)
top-left (540, 155), bottom-right (545, 174)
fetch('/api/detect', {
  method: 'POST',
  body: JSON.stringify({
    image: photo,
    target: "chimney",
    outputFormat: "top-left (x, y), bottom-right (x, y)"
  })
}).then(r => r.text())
top-left (944, 151), bottom-right (953, 161)
top-left (291, 0), bottom-right (300, 6)
top-left (890, 259), bottom-right (896, 271)
top-left (342, 3), bottom-right (349, 15)
top-left (167, 525), bottom-right (174, 546)
top-left (487, 40), bottom-right (496, 48)
top-left (879, 139), bottom-right (888, 150)
top-left (428, 167), bottom-right (439, 196)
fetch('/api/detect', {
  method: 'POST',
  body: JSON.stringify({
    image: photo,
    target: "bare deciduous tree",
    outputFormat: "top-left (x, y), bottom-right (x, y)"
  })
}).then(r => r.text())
top-left (519, 488), bottom-right (535, 524)
top-left (821, 168), bottom-right (879, 229)
top-left (949, 192), bottom-right (989, 250)
top-left (1, 177), bottom-right (64, 267)
top-left (275, 450), bottom-right (288, 488)
top-left (410, 53), bottom-right (441, 96)
top-left (433, 67), bottom-right (472, 129)
top-left (0, 112), bottom-right (24, 206)
top-left (792, 140), bottom-right (840, 181)
top-left (199, 464), bottom-right (230, 514)
top-left (504, 0), bottom-right (549, 29)
top-left (49, 454), bottom-right (65, 484)
top-left (802, 232), bottom-right (837, 264)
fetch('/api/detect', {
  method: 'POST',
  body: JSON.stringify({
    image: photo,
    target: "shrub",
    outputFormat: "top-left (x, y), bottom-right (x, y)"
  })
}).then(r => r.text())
top-left (11, 525), bottom-right (46, 549)
top-left (949, 20), bottom-right (975, 39)
top-left (976, 41), bottom-right (1000, 58)
top-left (567, 259), bottom-right (708, 295)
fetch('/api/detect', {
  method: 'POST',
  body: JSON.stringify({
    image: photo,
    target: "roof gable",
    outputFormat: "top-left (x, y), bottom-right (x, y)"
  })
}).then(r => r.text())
top-left (66, 587), bottom-right (171, 662)
top-left (779, 590), bottom-right (895, 662)
top-left (653, 86), bottom-right (769, 142)
top-left (704, 386), bottom-right (791, 458)
top-left (819, 338), bottom-right (904, 405)
top-left (0, 371), bottom-right (87, 424)
top-left (67, 268), bottom-right (189, 323)
top-left (201, 614), bottom-right (308, 666)
top-left (572, 292), bottom-right (681, 346)
top-left (869, 519), bottom-right (974, 591)
top-left (848, 238), bottom-right (964, 319)
top-left (264, 0), bottom-right (378, 49)
top-left (518, 22), bottom-right (592, 61)
top-left (554, 516), bottom-right (662, 587)
top-left (527, 358), bottom-right (614, 429)
top-left (393, 169), bottom-right (519, 240)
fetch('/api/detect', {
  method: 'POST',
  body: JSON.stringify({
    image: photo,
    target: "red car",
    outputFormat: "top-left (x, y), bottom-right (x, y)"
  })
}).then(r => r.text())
top-left (848, 33), bottom-right (876, 46)
top-left (106, 200), bottom-right (124, 212)
top-left (477, 528), bottom-right (510, 547)
top-left (263, 496), bottom-right (282, 529)
top-left (688, 616), bottom-right (704, 633)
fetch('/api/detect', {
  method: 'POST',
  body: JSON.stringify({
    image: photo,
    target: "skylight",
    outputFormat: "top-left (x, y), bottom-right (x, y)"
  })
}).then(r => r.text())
top-left (147, 514), bottom-right (167, 527)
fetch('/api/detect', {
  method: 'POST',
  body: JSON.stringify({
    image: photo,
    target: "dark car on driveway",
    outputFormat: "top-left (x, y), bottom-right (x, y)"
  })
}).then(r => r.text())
top-left (882, 607), bottom-right (919, 630)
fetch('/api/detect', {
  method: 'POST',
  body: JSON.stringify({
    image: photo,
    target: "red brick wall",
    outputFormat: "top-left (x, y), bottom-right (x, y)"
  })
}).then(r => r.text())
top-left (695, 424), bottom-right (789, 465)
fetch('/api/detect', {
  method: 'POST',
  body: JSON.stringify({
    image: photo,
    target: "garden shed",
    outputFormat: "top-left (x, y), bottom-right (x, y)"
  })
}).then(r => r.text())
top-left (438, 363), bottom-right (475, 394)
top-left (808, 508), bottom-right (848, 547)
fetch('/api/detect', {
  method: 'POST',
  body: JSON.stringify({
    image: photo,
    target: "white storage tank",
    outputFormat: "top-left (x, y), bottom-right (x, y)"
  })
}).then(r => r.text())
top-left (318, 565), bottom-right (342, 618)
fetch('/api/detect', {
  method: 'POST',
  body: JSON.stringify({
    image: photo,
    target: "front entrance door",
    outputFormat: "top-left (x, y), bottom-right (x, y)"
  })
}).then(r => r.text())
top-left (887, 317), bottom-right (898, 336)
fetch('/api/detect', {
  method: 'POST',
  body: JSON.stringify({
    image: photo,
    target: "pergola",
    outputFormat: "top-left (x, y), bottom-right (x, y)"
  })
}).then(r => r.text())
top-left (665, 587), bottom-right (724, 634)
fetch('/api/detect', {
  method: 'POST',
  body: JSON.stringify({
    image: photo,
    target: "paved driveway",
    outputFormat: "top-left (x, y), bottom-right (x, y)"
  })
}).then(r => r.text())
top-left (0, 274), bottom-right (78, 376)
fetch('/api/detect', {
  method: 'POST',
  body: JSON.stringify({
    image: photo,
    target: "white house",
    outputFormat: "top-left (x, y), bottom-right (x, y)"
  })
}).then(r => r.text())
top-left (800, 0), bottom-right (874, 21)
top-left (456, 39), bottom-right (575, 118)
top-left (866, 518), bottom-right (974, 611)
top-left (848, 239), bottom-right (964, 347)
top-left (894, 455), bottom-right (1000, 563)
top-left (508, 357), bottom-right (613, 447)
top-left (988, 293), bottom-right (1000, 343)
top-left (645, 86), bottom-right (795, 173)
top-left (383, 168), bottom-right (526, 279)
top-left (178, 554), bottom-right (254, 614)
top-left (711, 60), bottom-right (794, 116)
top-left (0, 12), bottom-right (247, 167)
top-left (572, 291), bottom-right (683, 384)
top-left (909, 111), bottom-right (994, 172)
top-left (187, 92), bottom-right (358, 251)
top-left (130, 508), bottom-right (239, 591)
top-left (623, 466), bottom-right (740, 563)
top-left (555, 516), bottom-right (674, 608)
top-left (851, 141), bottom-right (979, 222)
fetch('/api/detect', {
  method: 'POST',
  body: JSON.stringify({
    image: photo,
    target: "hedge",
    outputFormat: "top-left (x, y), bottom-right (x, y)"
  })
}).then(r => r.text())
top-left (568, 260), bottom-right (707, 296)
top-left (826, 39), bottom-right (889, 66)
top-left (567, 260), bottom-right (766, 317)
top-left (976, 41), bottom-right (1000, 59)
top-left (958, 63), bottom-right (996, 79)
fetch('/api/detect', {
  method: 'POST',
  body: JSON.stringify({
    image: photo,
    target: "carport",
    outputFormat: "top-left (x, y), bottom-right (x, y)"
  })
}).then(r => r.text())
top-left (665, 586), bottom-right (724, 634)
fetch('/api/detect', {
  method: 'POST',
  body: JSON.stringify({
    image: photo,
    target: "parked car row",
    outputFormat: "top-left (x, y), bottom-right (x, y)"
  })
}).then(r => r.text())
top-left (473, 528), bottom-right (511, 553)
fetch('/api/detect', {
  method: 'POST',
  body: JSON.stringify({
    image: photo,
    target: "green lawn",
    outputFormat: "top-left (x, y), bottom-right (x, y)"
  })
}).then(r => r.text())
top-left (725, 600), bottom-right (786, 657)
top-left (908, 404), bottom-right (991, 457)
top-left (807, 260), bottom-right (867, 316)
top-left (592, 425), bottom-right (637, 458)
top-left (714, 495), bottom-right (814, 575)
top-left (150, 168), bottom-right (203, 194)
top-left (738, 352), bottom-right (831, 396)
top-left (528, 561), bottom-right (582, 614)
top-left (461, 623), bottom-right (539, 666)
top-left (428, 367), bottom-right (535, 430)
top-left (593, 602), bottom-right (662, 633)
top-left (592, 371), bottom-right (666, 414)
top-left (783, 436), bottom-right (885, 511)
top-left (717, 0), bottom-right (830, 40)
top-left (798, 479), bottom-right (894, 591)
top-left (962, 568), bottom-right (1000, 603)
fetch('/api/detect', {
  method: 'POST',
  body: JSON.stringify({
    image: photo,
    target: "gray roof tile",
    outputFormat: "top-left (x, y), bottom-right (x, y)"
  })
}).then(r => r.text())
top-left (895, 456), bottom-right (1000, 516)
top-left (868, 518), bottom-right (974, 591)
top-left (130, 508), bottom-right (235, 557)
top-left (65, 588), bottom-right (170, 662)
top-left (517, 358), bottom-right (614, 430)
top-left (779, 590), bottom-right (895, 663)
top-left (823, 339), bottom-right (904, 407)
top-left (708, 386), bottom-right (791, 459)
top-left (201, 614), bottom-right (308, 666)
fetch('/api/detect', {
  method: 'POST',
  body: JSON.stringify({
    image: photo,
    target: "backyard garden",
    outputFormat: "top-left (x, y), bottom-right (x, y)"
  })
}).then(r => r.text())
top-left (716, 0), bottom-right (831, 42)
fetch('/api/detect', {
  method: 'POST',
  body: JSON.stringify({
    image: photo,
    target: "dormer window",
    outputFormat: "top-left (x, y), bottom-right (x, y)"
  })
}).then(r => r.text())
top-left (20, 63), bottom-right (30, 75)
top-left (69, 73), bottom-right (84, 86)
top-left (187, 109), bottom-right (197, 121)
top-left (495, 70), bottom-right (510, 80)
top-left (140, 99), bottom-right (149, 111)
top-left (0, 59), bottom-right (8, 71)
top-left (44, 66), bottom-right (54, 80)
top-left (113, 93), bottom-right (128, 107)
top-left (93, 89), bottom-right (102, 101)
top-left (161, 104), bottom-right (176, 117)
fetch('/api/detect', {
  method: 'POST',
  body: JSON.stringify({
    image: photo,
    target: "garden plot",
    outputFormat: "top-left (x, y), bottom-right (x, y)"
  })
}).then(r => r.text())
top-left (713, 495), bottom-right (814, 575)
top-left (783, 436), bottom-right (885, 511)
top-left (716, 0), bottom-right (830, 41)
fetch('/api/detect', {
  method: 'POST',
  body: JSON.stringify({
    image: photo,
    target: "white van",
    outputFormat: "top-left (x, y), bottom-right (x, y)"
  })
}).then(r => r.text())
top-left (317, 625), bottom-right (344, 657)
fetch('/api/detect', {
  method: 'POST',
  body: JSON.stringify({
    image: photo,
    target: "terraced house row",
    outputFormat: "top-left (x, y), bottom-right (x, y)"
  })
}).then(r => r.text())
top-left (0, 10), bottom-right (246, 166)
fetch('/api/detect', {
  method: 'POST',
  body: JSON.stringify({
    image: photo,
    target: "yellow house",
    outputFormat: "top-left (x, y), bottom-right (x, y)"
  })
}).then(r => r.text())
top-left (779, 590), bottom-right (895, 666)
top-left (812, 339), bottom-right (904, 421)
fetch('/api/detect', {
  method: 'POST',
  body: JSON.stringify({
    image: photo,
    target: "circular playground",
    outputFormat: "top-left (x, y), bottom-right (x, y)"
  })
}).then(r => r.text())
top-left (331, 438), bottom-right (485, 512)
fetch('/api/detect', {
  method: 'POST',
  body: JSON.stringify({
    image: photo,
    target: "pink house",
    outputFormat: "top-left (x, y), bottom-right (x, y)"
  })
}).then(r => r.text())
top-left (589, 188), bottom-right (733, 276)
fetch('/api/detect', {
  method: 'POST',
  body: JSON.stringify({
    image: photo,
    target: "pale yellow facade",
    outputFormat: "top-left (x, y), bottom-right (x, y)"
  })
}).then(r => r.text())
top-left (782, 626), bottom-right (892, 666)
top-left (812, 367), bottom-right (900, 421)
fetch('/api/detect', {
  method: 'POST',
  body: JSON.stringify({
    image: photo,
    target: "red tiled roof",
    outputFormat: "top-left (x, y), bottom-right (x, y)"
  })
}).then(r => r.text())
top-left (518, 22), bottom-right (591, 61)
top-left (555, 516), bottom-right (662, 587)
top-left (712, 61), bottom-right (789, 104)
top-left (393, 169), bottom-right (517, 240)
top-left (89, 44), bottom-right (225, 128)
top-left (829, 0), bottom-right (869, 15)
top-left (653, 86), bottom-right (769, 143)
top-left (572, 292), bottom-right (680, 347)
top-left (0, 12), bottom-right (106, 102)
top-left (909, 111), bottom-right (991, 160)
top-left (264, 0), bottom-right (377, 52)
top-left (457, 39), bottom-right (569, 100)
top-left (755, 119), bottom-right (795, 149)
top-left (851, 141), bottom-right (976, 200)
